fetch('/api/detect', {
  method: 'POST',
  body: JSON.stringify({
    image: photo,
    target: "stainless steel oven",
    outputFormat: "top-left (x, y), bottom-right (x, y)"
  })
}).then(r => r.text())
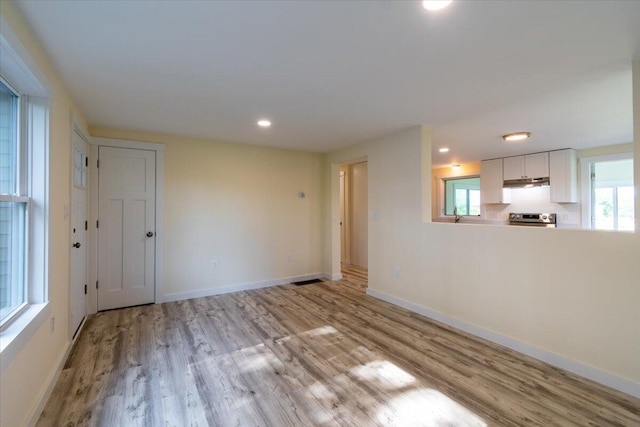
top-left (509, 213), bottom-right (557, 227)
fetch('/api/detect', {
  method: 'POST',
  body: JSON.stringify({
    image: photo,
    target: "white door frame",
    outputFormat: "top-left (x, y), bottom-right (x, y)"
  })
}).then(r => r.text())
top-left (88, 137), bottom-right (165, 314)
top-left (69, 116), bottom-right (90, 338)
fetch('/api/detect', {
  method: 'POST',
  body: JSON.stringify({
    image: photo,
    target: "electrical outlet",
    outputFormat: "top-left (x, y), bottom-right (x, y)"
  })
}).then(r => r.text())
top-left (286, 254), bottom-right (292, 262)
top-left (50, 316), bottom-right (55, 333)
top-left (394, 267), bottom-right (400, 278)
top-left (212, 260), bottom-right (218, 271)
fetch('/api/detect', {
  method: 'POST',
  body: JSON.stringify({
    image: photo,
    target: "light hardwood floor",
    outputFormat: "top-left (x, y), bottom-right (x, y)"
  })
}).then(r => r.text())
top-left (37, 265), bottom-right (639, 426)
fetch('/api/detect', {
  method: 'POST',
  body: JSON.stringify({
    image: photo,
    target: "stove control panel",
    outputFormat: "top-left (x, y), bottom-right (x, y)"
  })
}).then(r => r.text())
top-left (509, 213), bottom-right (557, 225)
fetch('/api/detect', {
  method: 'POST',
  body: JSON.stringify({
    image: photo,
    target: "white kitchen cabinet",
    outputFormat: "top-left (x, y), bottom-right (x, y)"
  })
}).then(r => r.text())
top-left (549, 149), bottom-right (578, 203)
top-left (503, 152), bottom-right (549, 180)
top-left (481, 159), bottom-right (511, 204)
top-left (502, 156), bottom-right (524, 180)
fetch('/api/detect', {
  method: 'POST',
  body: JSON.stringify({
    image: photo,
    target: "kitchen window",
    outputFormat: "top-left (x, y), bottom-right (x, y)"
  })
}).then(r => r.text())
top-left (444, 176), bottom-right (481, 216)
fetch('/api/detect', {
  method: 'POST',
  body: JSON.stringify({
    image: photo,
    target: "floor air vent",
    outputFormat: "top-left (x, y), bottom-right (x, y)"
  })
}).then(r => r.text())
top-left (292, 279), bottom-right (323, 286)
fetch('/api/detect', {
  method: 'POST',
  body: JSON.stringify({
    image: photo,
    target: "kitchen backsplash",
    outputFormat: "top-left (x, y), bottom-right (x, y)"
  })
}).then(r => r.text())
top-left (483, 186), bottom-right (582, 228)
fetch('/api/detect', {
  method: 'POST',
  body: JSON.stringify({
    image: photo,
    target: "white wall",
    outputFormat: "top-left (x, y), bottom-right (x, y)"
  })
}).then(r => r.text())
top-left (325, 125), bottom-right (640, 397)
top-left (90, 128), bottom-right (325, 300)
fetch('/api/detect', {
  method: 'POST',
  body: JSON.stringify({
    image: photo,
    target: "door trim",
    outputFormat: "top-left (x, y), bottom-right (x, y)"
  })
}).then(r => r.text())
top-left (88, 137), bottom-right (165, 314)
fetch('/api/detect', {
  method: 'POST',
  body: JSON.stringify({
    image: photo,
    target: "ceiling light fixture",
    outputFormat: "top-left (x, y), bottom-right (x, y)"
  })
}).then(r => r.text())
top-left (502, 132), bottom-right (531, 142)
top-left (422, 0), bottom-right (453, 11)
top-left (451, 164), bottom-right (461, 171)
top-left (438, 147), bottom-right (450, 153)
top-left (257, 120), bottom-right (271, 128)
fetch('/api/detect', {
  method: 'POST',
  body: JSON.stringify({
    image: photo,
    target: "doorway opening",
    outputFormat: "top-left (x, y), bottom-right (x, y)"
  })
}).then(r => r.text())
top-left (339, 161), bottom-right (368, 292)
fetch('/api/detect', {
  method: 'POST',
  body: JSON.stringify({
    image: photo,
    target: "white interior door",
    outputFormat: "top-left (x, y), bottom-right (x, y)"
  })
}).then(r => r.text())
top-left (98, 146), bottom-right (156, 311)
top-left (70, 130), bottom-right (88, 337)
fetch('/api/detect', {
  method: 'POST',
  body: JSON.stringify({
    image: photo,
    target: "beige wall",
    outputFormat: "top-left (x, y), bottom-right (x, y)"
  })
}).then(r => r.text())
top-left (0, 3), bottom-right (89, 426)
top-left (89, 127), bottom-right (325, 299)
top-left (325, 125), bottom-right (640, 396)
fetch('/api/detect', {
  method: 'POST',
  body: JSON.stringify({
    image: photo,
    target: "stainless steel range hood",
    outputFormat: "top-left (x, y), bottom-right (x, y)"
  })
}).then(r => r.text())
top-left (503, 177), bottom-right (550, 188)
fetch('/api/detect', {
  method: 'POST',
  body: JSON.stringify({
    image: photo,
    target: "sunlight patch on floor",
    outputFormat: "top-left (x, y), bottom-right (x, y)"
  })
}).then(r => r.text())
top-left (227, 326), bottom-right (486, 426)
top-left (308, 381), bottom-right (337, 400)
top-left (304, 325), bottom-right (340, 336)
top-left (377, 389), bottom-right (487, 427)
top-left (350, 360), bottom-right (417, 389)
top-left (232, 343), bottom-right (280, 374)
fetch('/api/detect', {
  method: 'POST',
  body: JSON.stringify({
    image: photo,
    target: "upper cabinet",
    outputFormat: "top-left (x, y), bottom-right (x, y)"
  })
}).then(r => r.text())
top-left (480, 149), bottom-right (577, 205)
top-left (481, 158), bottom-right (511, 204)
top-left (503, 152), bottom-right (549, 180)
top-left (549, 149), bottom-right (578, 203)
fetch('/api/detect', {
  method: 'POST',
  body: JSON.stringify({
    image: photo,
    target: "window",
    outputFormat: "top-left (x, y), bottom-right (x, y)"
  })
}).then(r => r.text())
top-left (1, 14), bottom-right (50, 367)
top-left (590, 158), bottom-right (634, 231)
top-left (581, 153), bottom-right (635, 232)
top-left (444, 176), bottom-right (480, 216)
top-left (0, 80), bottom-right (27, 324)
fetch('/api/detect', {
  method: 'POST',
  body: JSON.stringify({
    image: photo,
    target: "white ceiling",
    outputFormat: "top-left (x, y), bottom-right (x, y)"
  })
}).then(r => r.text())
top-left (15, 0), bottom-right (640, 166)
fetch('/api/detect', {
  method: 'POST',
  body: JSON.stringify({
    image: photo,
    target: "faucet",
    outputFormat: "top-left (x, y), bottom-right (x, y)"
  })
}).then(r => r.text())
top-left (453, 206), bottom-right (461, 223)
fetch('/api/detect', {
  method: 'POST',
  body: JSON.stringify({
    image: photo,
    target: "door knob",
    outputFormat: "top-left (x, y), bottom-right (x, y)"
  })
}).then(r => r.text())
top-left (146, 231), bottom-right (154, 237)
top-left (73, 242), bottom-right (81, 248)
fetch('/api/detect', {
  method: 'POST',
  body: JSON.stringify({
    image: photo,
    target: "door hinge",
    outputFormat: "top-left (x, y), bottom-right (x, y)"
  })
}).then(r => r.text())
top-left (96, 220), bottom-right (99, 228)
top-left (85, 156), bottom-right (88, 167)
top-left (97, 159), bottom-right (100, 168)
top-left (84, 284), bottom-right (87, 295)
top-left (96, 281), bottom-right (99, 289)
top-left (85, 220), bottom-right (88, 230)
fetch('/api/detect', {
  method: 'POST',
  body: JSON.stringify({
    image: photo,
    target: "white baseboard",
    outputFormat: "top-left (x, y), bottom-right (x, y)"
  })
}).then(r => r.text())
top-left (26, 341), bottom-right (72, 427)
top-left (161, 273), bottom-right (325, 303)
top-left (367, 288), bottom-right (640, 399)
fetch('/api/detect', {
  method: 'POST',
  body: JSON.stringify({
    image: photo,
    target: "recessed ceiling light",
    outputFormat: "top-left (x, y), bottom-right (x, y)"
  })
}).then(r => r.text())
top-left (502, 132), bottom-right (531, 142)
top-left (438, 147), bottom-right (450, 153)
top-left (422, 0), bottom-right (453, 11)
top-left (257, 120), bottom-right (271, 128)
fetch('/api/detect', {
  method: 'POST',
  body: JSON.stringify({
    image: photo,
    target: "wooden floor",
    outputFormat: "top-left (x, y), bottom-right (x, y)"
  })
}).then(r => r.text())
top-left (38, 265), bottom-right (639, 426)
